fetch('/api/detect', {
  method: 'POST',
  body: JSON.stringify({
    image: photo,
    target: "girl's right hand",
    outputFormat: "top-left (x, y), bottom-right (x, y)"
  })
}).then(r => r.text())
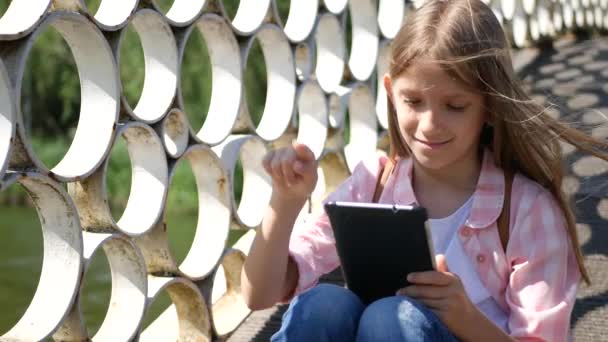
top-left (262, 142), bottom-right (318, 200)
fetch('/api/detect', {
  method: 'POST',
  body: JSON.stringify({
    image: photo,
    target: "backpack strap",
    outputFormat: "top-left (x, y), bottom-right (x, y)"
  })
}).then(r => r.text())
top-left (372, 159), bottom-right (395, 203)
top-left (498, 171), bottom-right (514, 252)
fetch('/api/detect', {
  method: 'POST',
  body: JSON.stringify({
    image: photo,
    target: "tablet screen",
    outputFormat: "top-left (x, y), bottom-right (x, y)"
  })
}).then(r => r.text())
top-left (324, 201), bottom-right (435, 305)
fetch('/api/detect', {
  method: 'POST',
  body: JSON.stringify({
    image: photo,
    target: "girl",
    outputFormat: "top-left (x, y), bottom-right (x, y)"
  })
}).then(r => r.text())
top-left (241, 0), bottom-right (608, 340)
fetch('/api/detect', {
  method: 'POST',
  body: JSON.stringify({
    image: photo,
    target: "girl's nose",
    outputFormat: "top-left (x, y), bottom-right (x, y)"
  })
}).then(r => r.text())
top-left (417, 106), bottom-right (442, 133)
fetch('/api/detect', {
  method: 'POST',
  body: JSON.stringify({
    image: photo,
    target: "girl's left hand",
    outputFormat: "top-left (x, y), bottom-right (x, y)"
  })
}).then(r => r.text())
top-left (395, 254), bottom-right (478, 338)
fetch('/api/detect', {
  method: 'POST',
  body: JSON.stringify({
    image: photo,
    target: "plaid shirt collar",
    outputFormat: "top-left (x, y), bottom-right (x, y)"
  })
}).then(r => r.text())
top-left (392, 149), bottom-right (506, 229)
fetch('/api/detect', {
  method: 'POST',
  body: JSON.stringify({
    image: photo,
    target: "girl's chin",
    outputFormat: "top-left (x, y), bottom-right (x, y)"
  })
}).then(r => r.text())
top-left (411, 151), bottom-right (450, 170)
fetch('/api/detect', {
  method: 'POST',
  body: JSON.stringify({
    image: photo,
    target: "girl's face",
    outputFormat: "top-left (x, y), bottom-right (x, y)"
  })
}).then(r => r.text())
top-left (384, 61), bottom-right (486, 171)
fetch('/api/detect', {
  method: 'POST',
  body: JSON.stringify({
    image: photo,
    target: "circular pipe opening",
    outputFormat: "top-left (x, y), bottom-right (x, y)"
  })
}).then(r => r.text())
top-left (113, 124), bottom-right (168, 235)
top-left (344, 84), bottom-right (378, 172)
top-left (322, 0), bottom-right (348, 14)
top-left (118, 9), bottom-right (178, 124)
top-left (73, 0), bottom-right (139, 30)
top-left (5, 12), bottom-right (119, 182)
top-left (272, 0), bottom-right (319, 43)
top-left (0, 59), bottom-right (13, 181)
top-left (179, 14), bottom-right (242, 145)
top-left (523, 0), bottom-right (536, 15)
top-left (296, 80), bottom-right (328, 159)
top-left (295, 40), bottom-right (315, 81)
top-left (378, 0), bottom-right (405, 39)
top-left (0, 0), bottom-right (50, 40)
top-left (151, 0), bottom-right (207, 26)
top-left (512, 2), bottom-right (529, 47)
top-left (211, 250), bottom-right (249, 337)
top-left (69, 123), bottom-right (167, 236)
top-left (347, 0), bottom-right (379, 81)
top-left (171, 145), bottom-right (230, 279)
top-left (241, 25), bottom-right (296, 141)
top-left (501, 0), bottom-right (516, 20)
top-left (141, 277), bottom-right (212, 342)
top-left (54, 233), bottom-right (147, 341)
top-left (563, 3), bottom-right (575, 29)
top-left (161, 108), bottom-right (189, 159)
top-left (213, 135), bottom-right (272, 228)
top-left (0, 173), bottom-right (82, 341)
top-left (219, 0), bottom-right (271, 35)
top-left (315, 13), bottom-right (345, 93)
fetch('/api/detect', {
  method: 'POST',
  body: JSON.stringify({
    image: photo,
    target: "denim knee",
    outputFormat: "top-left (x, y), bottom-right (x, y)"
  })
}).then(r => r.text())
top-left (356, 296), bottom-right (458, 342)
top-left (271, 284), bottom-right (365, 342)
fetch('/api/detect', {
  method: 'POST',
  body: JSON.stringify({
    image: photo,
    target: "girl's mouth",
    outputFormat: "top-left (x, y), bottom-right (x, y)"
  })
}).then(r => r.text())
top-left (415, 138), bottom-right (452, 149)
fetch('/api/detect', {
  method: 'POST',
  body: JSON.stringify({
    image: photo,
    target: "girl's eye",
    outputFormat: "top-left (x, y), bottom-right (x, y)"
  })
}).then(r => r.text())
top-left (447, 104), bottom-right (467, 111)
top-left (403, 98), bottom-right (420, 105)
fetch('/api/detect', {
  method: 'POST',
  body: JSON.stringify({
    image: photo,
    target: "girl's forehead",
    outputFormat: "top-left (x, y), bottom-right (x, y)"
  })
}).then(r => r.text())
top-left (396, 69), bottom-right (460, 89)
top-left (394, 61), bottom-right (478, 95)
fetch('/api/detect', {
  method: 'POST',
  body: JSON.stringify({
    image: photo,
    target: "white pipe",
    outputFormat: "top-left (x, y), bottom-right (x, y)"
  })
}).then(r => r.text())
top-left (154, 0), bottom-right (207, 27)
top-left (315, 13), bottom-right (346, 93)
top-left (54, 0), bottom-right (139, 31)
top-left (213, 135), bottom-right (272, 228)
top-left (53, 233), bottom-right (147, 342)
top-left (378, 0), bottom-right (406, 39)
top-left (160, 108), bottom-right (189, 159)
top-left (323, 0), bottom-right (348, 14)
top-left (344, 83), bottom-right (378, 172)
top-left (501, 0), bottom-right (517, 20)
top-left (0, 12), bottom-right (119, 182)
top-left (236, 24), bottom-right (296, 141)
top-left (0, 0), bottom-right (50, 40)
top-left (219, 0), bottom-right (271, 35)
top-left (0, 59), bottom-right (14, 183)
top-left (117, 9), bottom-right (179, 124)
top-left (272, 0), bottom-right (319, 43)
top-left (347, 0), bottom-right (379, 81)
top-left (295, 80), bottom-right (328, 159)
top-left (295, 39), bottom-right (315, 81)
top-left (178, 14), bottom-right (242, 146)
top-left (512, 0), bottom-right (530, 47)
top-left (0, 173), bottom-right (82, 341)
top-left (141, 276), bottom-right (212, 341)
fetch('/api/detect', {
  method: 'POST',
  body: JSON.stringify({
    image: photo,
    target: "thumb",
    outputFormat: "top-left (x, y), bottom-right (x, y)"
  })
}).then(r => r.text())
top-left (292, 142), bottom-right (315, 162)
top-left (435, 254), bottom-right (449, 273)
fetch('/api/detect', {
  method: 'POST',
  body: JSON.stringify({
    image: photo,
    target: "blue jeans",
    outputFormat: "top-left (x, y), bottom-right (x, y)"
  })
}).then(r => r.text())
top-left (270, 284), bottom-right (459, 342)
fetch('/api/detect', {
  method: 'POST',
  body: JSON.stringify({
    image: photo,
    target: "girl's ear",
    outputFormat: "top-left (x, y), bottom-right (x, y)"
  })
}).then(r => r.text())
top-left (383, 73), bottom-right (394, 103)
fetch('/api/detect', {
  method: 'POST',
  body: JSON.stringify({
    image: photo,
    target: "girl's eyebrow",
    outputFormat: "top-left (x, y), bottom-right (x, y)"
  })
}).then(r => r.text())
top-left (399, 87), bottom-right (473, 99)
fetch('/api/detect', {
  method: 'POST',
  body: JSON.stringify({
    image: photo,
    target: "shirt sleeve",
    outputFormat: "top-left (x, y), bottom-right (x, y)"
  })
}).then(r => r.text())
top-left (282, 156), bottom-right (384, 302)
top-left (505, 186), bottom-right (581, 341)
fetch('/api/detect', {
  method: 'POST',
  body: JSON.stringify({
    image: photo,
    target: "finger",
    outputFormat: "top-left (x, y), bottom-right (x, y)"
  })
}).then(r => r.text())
top-left (435, 254), bottom-right (449, 272)
top-left (414, 298), bottom-right (445, 311)
top-left (292, 142), bottom-right (315, 162)
top-left (407, 271), bottom-right (453, 286)
top-left (281, 153), bottom-right (297, 186)
top-left (270, 152), bottom-right (286, 186)
top-left (262, 151), bottom-right (274, 174)
top-left (399, 285), bottom-right (446, 300)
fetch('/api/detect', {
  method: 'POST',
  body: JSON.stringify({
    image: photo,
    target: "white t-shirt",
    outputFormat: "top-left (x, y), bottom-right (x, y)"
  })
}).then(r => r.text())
top-left (428, 196), bottom-right (509, 333)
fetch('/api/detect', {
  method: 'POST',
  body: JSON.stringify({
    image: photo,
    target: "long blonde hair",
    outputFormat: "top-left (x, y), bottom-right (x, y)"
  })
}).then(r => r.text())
top-left (387, 0), bottom-right (608, 283)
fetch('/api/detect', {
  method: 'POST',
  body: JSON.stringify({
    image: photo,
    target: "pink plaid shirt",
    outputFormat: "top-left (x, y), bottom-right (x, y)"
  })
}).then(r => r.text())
top-left (287, 149), bottom-right (580, 341)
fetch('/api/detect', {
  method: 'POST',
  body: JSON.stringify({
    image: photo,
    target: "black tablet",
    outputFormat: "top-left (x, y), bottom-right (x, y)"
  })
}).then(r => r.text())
top-left (324, 201), bottom-right (436, 305)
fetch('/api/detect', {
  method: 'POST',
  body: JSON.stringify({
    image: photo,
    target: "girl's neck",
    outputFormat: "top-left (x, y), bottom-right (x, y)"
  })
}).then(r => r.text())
top-left (411, 154), bottom-right (482, 219)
